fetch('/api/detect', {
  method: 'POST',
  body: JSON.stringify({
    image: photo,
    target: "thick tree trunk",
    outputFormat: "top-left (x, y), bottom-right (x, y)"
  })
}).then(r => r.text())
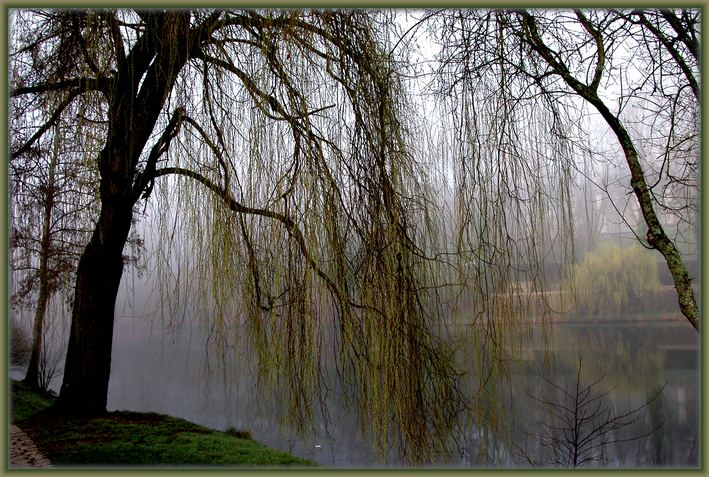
top-left (54, 179), bottom-right (134, 414)
top-left (53, 11), bottom-right (193, 414)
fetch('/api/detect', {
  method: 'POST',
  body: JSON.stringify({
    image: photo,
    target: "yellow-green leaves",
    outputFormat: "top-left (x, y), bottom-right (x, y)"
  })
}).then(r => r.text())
top-left (572, 244), bottom-right (660, 316)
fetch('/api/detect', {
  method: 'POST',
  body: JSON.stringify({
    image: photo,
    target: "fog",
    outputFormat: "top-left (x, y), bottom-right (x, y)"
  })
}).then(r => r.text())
top-left (11, 242), bottom-right (699, 467)
top-left (8, 8), bottom-right (700, 468)
top-left (108, 291), bottom-right (700, 467)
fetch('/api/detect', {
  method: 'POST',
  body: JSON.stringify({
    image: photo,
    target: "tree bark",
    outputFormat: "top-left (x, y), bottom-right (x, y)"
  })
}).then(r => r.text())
top-left (54, 164), bottom-right (134, 414)
top-left (54, 11), bottom-right (193, 414)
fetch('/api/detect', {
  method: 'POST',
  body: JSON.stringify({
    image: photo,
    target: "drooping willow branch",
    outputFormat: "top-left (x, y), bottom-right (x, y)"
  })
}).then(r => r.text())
top-left (10, 76), bottom-right (105, 97)
top-left (516, 10), bottom-right (699, 331)
top-left (194, 51), bottom-right (335, 122)
top-left (150, 166), bottom-right (376, 315)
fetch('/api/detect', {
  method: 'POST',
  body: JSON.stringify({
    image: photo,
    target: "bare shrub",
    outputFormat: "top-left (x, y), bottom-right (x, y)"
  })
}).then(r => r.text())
top-left (515, 359), bottom-right (664, 467)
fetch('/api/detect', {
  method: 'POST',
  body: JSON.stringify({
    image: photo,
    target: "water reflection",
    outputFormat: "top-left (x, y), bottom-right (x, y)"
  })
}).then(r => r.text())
top-left (104, 314), bottom-right (698, 467)
top-left (505, 319), bottom-right (699, 467)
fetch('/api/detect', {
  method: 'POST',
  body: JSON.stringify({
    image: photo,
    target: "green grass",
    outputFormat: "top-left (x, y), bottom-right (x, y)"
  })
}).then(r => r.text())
top-left (10, 380), bottom-right (56, 421)
top-left (11, 380), bottom-right (315, 467)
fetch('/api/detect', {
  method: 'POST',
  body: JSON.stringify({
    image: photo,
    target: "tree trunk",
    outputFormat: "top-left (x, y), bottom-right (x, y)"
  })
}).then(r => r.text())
top-left (520, 11), bottom-right (700, 330)
top-left (54, 190), bottom-right (134, 414)
top-left (24, 285), bottom-right (49, 391)
top-left (592, 98), bottom-right (700, 331)
top-left (54, 11), bottom-right (194, 414)
top-left (24, 124), bottom-right (59, 392)
top-left (55, 136), bottom-right (136, 414)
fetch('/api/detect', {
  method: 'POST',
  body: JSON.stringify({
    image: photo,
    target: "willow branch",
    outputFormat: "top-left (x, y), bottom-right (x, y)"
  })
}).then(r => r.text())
top-left (181, 115), bottom-right (230, 193)
top-left (574, 10), bottom-right (605, 93)
top-left (194, 53), bottom-right (334, 122)
top-left (72, 16), bottom-right (99, 75)
top-left (151, 166), bottom-right (377, 315)
top-left (11, 90), bottom-right (82, 159)
top-left (106, 12), bottom-right (127, 73)
top-left (11, 76), bottom-right (104, 97)
top-left (131, 107), bottom-right (186, 202)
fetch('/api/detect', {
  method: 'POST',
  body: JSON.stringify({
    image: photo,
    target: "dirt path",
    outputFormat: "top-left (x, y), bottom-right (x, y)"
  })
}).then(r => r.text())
top-left (9, 424), bottom-right (52, 468)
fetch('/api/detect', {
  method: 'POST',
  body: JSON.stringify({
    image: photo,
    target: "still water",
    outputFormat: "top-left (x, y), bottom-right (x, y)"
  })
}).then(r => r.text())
top-left (102, 313), bottom-right (699, 468)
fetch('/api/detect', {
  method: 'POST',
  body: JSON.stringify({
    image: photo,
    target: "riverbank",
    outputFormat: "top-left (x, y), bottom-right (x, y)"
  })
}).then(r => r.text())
top-left (10, 380), bottom-right (315, 467)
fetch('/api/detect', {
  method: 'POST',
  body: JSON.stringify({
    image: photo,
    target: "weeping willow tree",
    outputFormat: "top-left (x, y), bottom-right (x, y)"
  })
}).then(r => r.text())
top-left (429, 9), bottom-right (700, 332)
top-left (142, 11), bottom-right (464, 461)
top-left (9, 9), bottom-right (469, 463)
top-left (132, 9), bottom-right (577, 461)
top-left (11, 7), bottom-right (691, 465)
top-left (572, 244), bottom-right (661, 316)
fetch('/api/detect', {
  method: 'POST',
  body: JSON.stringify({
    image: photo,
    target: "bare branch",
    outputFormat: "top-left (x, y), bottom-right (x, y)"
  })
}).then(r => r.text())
top-left (11, 76), bottom-right (104, 97)
top-left (12, 91), bottom-right (81, 159)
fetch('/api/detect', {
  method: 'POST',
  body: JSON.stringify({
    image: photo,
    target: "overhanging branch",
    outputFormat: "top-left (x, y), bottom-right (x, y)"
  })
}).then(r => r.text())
top-left (11, 90), bottom-right (82, 159)
top-left (131, 107), bottom-right (186, 202)
top-left (149, 166), bottom-right (373, 314)
top-left (194, 51), bottom-right (334, 122)
top-left (11, 76), bottom-right (104, 97)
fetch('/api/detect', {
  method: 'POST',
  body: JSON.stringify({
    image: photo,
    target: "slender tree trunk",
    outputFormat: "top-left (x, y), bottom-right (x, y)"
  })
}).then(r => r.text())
top-left (24, 125), bottom-right (59, 392)
top-left (24, 282), bottom-right (49, 391)
top-left (591, 99), bottom-right (700, 331)
top-left (520, 12), bottom-right (699, 330)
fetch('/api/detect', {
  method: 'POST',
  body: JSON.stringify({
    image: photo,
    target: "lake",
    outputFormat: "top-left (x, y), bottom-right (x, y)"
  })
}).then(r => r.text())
top-left (99, 312), bottom-right (698, 468)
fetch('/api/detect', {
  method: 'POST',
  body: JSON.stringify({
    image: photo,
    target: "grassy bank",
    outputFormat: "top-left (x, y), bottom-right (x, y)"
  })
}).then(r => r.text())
top-left (10, 380), bottom-right (315, 467)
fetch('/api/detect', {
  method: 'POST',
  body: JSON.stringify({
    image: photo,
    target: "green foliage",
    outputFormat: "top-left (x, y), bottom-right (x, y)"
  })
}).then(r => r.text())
top-left (572, 244), bottom-right (660, 316)
top-left (11, 380), bottom-right (55, 421)
top-left (11, 381), bottom-right (313, 466)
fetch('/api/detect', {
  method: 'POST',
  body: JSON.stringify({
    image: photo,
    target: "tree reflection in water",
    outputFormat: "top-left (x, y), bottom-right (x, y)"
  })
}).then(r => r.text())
top-left (106, 315), bottom-right (699, 467)
top-left (504, 320), bottom-right (698, 468)
top-left (514, 358), bottom-right (665, 467)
